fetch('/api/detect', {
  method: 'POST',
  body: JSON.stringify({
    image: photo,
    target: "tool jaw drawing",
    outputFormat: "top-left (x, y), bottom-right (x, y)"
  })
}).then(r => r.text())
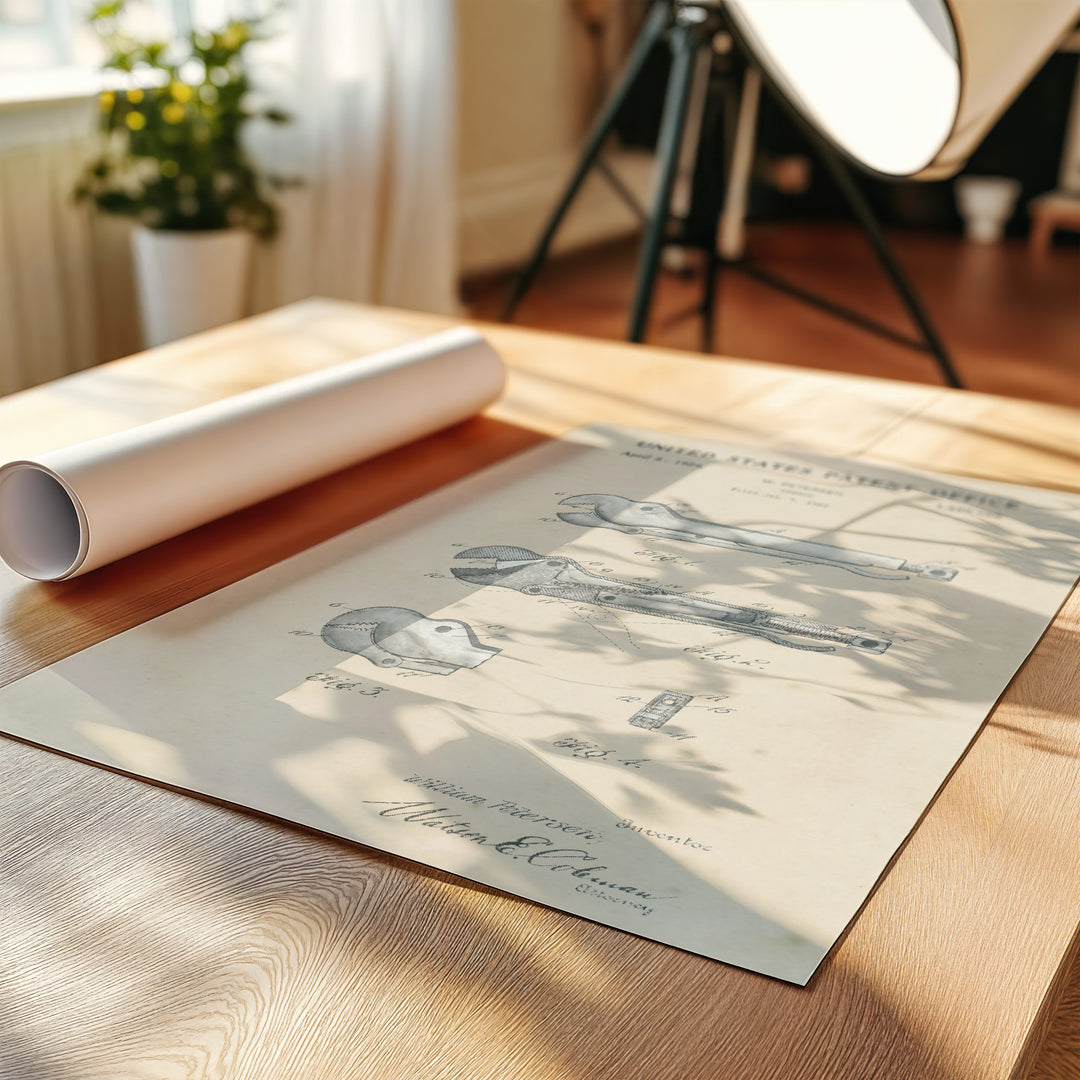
top-left (321, 606), bottom-right (500, 675)
top-left (558, 494), bottom-right (958, 581)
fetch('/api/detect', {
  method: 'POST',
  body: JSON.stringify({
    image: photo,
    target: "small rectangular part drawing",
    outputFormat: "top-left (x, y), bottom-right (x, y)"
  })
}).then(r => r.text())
top-left (629, 691), bottom-right (694, 729)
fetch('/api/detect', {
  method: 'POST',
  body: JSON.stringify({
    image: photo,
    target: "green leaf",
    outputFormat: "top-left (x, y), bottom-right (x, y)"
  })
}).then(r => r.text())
top-left (75, 0), bottom-right (293, 238)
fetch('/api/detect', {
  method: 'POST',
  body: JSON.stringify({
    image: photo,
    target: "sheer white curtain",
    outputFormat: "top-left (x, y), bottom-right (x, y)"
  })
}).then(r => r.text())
top-left (252, 0), bottom-right (460, 316)
top-left (0, 101), bottom-right (97, 398)
top-left (0, 0), bottom-right (459, 396)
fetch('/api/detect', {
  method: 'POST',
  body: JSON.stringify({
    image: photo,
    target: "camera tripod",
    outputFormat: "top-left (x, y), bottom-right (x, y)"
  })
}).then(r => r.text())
top-left (502, 0), bottom-right (963, 389)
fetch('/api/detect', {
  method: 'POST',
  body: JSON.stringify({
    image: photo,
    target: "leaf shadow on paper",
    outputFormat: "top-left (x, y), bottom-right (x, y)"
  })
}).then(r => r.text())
top-left (0, 433), bottom-right (1076, 1075)
top-left (2, 434), bottom-right (1078, 992)
top-left (0, 734), bottom-right (974, 1080)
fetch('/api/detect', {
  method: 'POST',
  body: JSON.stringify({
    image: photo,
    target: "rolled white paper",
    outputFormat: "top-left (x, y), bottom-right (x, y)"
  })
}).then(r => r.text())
top-left (0, 327), bottom-right (505, 581)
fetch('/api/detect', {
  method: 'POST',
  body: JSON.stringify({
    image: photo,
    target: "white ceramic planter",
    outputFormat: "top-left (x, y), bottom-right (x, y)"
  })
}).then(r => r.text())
top-left (131, 225), bottom-right (254, 347)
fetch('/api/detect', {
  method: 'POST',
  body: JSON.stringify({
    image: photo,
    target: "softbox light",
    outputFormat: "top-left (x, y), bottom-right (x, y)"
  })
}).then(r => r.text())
top-left (724, 0), bottom-right (1080, 179)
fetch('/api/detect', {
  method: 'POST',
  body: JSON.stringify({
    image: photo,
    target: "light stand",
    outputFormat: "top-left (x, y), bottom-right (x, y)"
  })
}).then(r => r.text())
top-left (501, 0), bottom-right (964, 389)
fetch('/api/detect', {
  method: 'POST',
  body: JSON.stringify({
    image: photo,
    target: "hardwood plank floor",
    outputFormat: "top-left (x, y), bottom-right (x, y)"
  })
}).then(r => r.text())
top-left (466, 222), bottom-right (1080, 408)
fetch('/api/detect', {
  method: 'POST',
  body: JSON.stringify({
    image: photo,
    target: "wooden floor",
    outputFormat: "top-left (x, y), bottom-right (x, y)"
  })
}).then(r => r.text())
top-left (466, 222), bottom-right (1080, 408)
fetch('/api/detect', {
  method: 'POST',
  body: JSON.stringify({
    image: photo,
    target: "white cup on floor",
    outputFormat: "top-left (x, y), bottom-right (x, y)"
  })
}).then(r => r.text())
top-left (954, 175), bottom-right (1022, 244)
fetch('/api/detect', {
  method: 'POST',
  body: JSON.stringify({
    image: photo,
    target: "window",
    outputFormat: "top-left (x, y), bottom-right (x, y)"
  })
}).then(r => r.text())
top-left (0, 1), bottom-right (268, 102)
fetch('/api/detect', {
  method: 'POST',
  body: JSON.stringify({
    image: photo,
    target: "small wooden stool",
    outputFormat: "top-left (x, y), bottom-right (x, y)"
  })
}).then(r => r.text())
top-left (1028, 190), bottom-right (1080, 255)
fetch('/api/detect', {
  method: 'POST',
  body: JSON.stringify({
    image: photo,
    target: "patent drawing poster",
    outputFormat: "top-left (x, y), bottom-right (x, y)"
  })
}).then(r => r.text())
top-left (2, 427), bottom-right (1078, 985)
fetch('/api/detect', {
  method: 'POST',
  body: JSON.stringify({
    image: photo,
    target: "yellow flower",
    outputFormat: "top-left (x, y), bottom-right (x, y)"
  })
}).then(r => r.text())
top-left (126, 88), bottom-right (144, 104)
top-left (125, 112), bottom-right (146, 131)
top-left (170, 82), bottom-right (193, 103)
top-left (162, 102), bottom-right (185, 124)
top-left (220, 24), bottom-right (246, 50)
top-left (161, 160), bottom-right (180, 178)
top-left (99, 91), bottom-right (115, 111)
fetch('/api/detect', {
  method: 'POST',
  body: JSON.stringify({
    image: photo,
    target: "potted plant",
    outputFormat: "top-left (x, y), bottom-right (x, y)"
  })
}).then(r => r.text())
top-left (75, 0), bottom-right (289, 347)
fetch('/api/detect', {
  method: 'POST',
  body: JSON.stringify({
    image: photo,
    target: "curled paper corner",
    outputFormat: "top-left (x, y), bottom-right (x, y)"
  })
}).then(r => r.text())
top-left (0, 461), bottom-right (89, 580)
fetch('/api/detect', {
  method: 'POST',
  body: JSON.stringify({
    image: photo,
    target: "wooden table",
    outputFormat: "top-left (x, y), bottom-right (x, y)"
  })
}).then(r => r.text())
top-left (1, 297), bottom-right (1078, 1080)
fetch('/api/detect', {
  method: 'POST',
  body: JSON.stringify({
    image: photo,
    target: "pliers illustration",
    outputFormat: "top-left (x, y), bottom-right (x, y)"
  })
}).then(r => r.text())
top-left (451, 546), bottom-right (891, 654)
top-left (557, 494), bottom-right (957, 581)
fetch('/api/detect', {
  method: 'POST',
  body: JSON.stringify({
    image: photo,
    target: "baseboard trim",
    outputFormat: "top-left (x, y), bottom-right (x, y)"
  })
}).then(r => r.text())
top-left (458, 147), bottom-right (654, 277)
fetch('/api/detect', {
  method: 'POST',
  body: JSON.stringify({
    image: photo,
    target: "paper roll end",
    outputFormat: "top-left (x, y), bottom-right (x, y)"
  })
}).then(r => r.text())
top-left (0, 463), bottom-right (87, 581)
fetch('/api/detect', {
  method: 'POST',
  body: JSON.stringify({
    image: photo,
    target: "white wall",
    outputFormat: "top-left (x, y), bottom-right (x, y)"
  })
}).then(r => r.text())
top-left (456, 0), bottom-right (652, 276)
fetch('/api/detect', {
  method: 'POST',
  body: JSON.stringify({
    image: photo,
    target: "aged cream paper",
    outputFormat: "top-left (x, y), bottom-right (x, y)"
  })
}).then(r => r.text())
top-left (1, 426), bottom-right (1078, 984)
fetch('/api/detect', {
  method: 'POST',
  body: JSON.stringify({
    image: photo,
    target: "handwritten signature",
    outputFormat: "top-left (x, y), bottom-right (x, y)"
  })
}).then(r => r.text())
top-left (365, 801), bottom-right (675, 909)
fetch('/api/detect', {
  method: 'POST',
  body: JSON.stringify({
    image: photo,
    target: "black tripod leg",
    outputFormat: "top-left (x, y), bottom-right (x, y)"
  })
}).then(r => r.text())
top-left (699, 57), bottom-right (743, 352)
top-left (628, 16), bottom-right (705, 343)
top-left (814, 142), bottom-right (964, 389)
top-left (701, 246), bottom-right (720, 351)
top-left (502, 0), bottom-right (671, 321)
